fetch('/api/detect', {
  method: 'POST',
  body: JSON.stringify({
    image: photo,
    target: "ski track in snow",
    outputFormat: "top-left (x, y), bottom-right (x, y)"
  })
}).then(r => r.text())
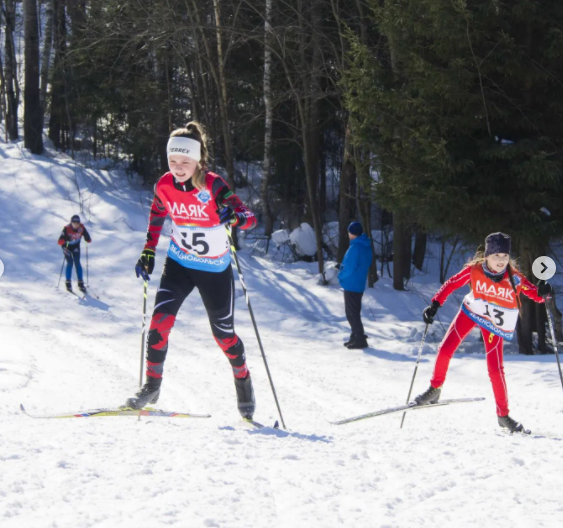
top-left (1, 139), bottom-right (563, 527)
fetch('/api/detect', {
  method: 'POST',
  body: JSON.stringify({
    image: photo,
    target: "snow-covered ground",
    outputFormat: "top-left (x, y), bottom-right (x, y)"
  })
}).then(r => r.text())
top-left (1, 138), bottom-right (563, 528)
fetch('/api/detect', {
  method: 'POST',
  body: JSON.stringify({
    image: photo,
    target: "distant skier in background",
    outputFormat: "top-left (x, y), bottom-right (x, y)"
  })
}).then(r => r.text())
top-left (415, 232), bottom-right (551, 433)
top-left (126, 121), bottom-right (257, 419)
top-left (338, 222), bottom-right (373, 349)
top-left (58, 214), bottom-right (92, 293)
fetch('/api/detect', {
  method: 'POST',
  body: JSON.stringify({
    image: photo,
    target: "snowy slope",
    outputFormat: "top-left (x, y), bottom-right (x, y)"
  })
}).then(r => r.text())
top-left (1, 139), bottom-right (563, 528)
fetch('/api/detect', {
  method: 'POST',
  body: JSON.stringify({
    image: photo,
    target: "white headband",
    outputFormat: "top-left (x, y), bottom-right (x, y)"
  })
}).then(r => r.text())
top-left (167, 137), bottom-right (202, 162)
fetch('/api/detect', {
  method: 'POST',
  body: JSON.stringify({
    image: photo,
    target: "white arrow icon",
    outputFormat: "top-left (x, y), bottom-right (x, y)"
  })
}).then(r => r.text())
top-left (532, 257), bottom-right (556, 281)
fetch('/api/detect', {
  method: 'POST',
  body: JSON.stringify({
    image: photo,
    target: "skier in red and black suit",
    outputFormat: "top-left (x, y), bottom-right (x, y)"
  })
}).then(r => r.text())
top-left (125, 122), bottom-right (257, 419)
top-left (57, 214), bottom-right (92, 293)
top-left (414, 233), bottom-right (552, 433)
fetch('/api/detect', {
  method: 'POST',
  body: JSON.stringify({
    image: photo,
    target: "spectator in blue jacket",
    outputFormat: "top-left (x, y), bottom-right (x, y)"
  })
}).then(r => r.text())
top-left (338, 222), bottom-right (373, 349)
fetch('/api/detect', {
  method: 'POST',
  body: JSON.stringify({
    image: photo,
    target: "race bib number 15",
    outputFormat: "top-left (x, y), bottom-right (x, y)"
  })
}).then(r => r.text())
top-left (171, 224), bottom-right (229, 258)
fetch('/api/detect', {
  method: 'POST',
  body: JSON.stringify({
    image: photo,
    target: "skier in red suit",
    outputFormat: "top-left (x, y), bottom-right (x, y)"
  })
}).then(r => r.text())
top-left (415, 232), bottom-right (552, 433)
top-left (125, 122), bottom-right (257, 419)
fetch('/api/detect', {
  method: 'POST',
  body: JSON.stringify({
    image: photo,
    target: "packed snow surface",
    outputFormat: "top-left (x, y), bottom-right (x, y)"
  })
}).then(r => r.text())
top-left (1, 139), bottom-right (563, 528)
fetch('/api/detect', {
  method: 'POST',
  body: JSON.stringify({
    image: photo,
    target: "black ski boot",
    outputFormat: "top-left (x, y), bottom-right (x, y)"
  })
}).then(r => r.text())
top-left (344, 333), bottom-right (355, 347)
top-left (78, 280), bottom-right (87, 294)
top-left (414, 385), bottom-right (442, 405)
top-left (498, 414), bottom-right (525, 433)
top-left (125, 378), bottom-right (162, 410)
top-left (234, 374), bottom-right (255, 420)
top-left (346, 334), bottom-right (368, 349)
top-left (65, 280), bottom-right (73, 292)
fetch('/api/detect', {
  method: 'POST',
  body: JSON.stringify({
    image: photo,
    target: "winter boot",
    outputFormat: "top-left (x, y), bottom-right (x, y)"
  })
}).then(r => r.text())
top-left (498, 414), bottom-right (525, 433)
top-left (234, 374), bottom-right (255, 420)
top-left (124, 377), bottom-right (162, 410)
top-left (346, 334), bottom-right (368, 349)
top-left (344, 334), bottom-right (355, 347)
top-left (78, 280), bottom-right (87, 294)
top-left (65, 280), bottom-right (73, 292)
top-left (414, 385), bottom-right (442, 405)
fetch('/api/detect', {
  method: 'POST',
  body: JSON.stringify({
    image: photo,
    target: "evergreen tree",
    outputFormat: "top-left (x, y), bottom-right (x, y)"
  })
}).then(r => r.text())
top-left (345, 0), bottom-right (563, 350)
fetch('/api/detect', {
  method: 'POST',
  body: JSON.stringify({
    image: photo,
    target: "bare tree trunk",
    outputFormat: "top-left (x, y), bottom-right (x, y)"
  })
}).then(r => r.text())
top-left (212, 0), bottom-right (235, 190)
top-left (358, 194), bottom-right (377, 287)
top-left (393, 211), bottom-right (407, 290)
top-left (40, 0), bottom-right (54, 115)
top-left (0, 0), bottom-right (8, 131)
top-left (260, 0), bottom-right (274, 238)
top-left (4, 0), bottom-right (19, 140)
top-left (356, 150), bottom-right (377, 286)
top-left (337, 121), bottom-right (356, 263)
top-left (48, 0), bottom-right (67, 149)
top-left (319, 130), bottom-right (327, 223)
top-left (24, 0), bottom-right (43, 154)
top-left (413, 230), bottom-right (427, 271)
top-left (299, 0), bottom-right (325, 277)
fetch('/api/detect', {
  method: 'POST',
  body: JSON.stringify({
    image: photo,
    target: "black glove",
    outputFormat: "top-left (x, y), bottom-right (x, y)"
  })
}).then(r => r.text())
top-left (135, 249), bottom-right (155, 281)
top-left (217, 206), bottom-right (245, 227)
top-left (537, 281), bottom-right (553, 298)
top-left (423, 300), bottom-right (441, 325)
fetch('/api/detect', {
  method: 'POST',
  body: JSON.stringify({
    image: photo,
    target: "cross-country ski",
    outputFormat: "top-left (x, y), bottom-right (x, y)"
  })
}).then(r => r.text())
top-left (330, 397), bottom-right (486, 425)
top-left (19, 404), bottom-right (211, 420)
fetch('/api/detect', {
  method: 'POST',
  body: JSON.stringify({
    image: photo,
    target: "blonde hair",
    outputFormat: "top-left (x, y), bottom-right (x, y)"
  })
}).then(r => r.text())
top-left (466, 250), bottom-right (520, 272)
top-left (170, 122), bottom-right (209, 190)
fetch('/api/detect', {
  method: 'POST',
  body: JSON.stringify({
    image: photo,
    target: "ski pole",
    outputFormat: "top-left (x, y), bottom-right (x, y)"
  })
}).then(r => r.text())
top-left (544, 300), bottom-right (563, 397)
top-left (86, 244), bottom-right (89, 286)
top-left (226, 225), bottom-right (287, 429)
top-left (140, 279), bottom-right (148, 389)
top-left (136, 279), bottom-right (148, 421)
top-left (57, 252), bottom-right (66, 288)
top-left (400, 323), bottom-right (429, 429)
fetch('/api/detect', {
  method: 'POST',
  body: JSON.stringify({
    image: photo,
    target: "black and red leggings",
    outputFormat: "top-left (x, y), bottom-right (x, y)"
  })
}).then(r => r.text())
top-left (430, 309), bottom-right (509, 416)
top-left (145, 258), bottom-right (248, 381)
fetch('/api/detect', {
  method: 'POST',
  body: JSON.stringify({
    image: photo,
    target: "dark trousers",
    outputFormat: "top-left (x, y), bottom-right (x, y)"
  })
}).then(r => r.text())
top-left (145, 257), bottom-right (248, 380)
top-left (64, 246), bottom-right (83, 281)
top-left (344, 290), bottom-right (365, 337)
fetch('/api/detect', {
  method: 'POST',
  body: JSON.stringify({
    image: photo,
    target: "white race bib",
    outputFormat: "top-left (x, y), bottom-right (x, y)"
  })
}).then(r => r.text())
top-left (171, 223), bottom-right (229, 258)
top-left (463, 295), bottom-right (519, 333)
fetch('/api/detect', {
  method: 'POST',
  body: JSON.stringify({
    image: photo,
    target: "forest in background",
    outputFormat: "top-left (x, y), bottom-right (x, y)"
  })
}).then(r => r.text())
top-left (2, 0), bottom-right (563, 354)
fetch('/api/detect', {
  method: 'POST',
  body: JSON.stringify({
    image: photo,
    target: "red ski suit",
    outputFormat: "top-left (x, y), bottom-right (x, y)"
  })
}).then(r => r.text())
top-left (429, 264), bottom-right (544, 416)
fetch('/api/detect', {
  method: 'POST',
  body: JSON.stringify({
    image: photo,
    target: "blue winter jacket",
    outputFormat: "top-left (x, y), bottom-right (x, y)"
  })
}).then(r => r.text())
top-left (338, 233), bottom-right (373, 293)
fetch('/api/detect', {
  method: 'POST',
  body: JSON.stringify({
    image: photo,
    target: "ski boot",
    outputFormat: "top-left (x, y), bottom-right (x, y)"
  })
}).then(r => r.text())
top-left (124, 377), bottom-right (162, 410)
top-left (65, 280), bottom-right (73, 292)
top-left (78, 280), bottom-right (87, 294)
top-left (234, 374), bottom-right (255, 420)
top-left (346, 334), bottom-right (368, 349)
top-left (498, 414), bottom-right (526, 433)
top-left (414, 385), bottom-right (442, 405)
top-left (343, 333), bottom-right (355, 347)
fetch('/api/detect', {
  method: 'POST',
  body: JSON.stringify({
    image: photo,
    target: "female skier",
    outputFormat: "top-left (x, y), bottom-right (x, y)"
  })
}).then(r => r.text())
top-left (58, 214), bottom-right (92, 293)
top-left (126, 122), bottom-right (257, 419)
top-left (415, 232), bottom-right (552, 432)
